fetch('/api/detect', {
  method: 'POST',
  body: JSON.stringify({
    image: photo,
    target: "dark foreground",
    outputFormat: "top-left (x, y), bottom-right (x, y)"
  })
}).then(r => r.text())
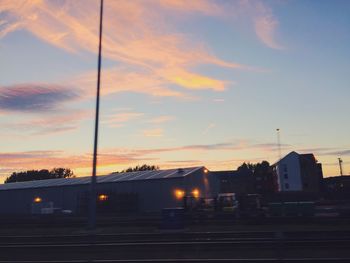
top-left (0, 216), bottom-right (350, 262)
top-left (1, 230), bottom-right (350, 262)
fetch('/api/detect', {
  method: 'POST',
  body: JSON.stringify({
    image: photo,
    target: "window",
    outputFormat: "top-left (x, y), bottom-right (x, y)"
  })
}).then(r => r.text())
top-left (285, 183), bottom-right (289, 189)
top-left (284, 173), bottom-right (288, 179)
top-left (283, 164), bottom-right (288, 173)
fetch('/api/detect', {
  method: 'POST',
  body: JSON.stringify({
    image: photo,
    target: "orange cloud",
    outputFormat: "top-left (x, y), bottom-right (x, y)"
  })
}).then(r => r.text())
top-left (73, 67), bottom-right (190, 99)
top-left (161, 68), bottom-right (226, 91)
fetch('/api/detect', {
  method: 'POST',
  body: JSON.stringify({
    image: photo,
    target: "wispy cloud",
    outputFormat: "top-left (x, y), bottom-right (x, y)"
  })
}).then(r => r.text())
top-left (74, 67), bottom-right (191, 99)
top-left (158, 0), bottom-right (223, 16)
top-left (253, 2), bottom-right (284, 50)
top-left (146, 115), bottom-right (175, 124)
top-left (0, 83), bottom-right (78, 112)
top-left (202, 123), bottom-right (216, 135)
top-left (213, 98), bottom-right (225, 103)
top-left (104, 111), bottom-right (145, 128)
top-left (323, 150), bottom-right (350, 156)
top-left (143, 128), bottom-right (164, 137)
top-left (1, 109), bottom-right (91, 136)
top-left (296, 147), bottom-right (350, 157)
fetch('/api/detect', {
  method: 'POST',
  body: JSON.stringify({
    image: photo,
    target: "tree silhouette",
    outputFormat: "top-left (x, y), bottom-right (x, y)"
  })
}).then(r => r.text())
top-left (5, 168), bottom-right (74, 184)
top-left (237, 161), bottom-right (276, 194)
top-left (118, 164), bottom-right (159, 173)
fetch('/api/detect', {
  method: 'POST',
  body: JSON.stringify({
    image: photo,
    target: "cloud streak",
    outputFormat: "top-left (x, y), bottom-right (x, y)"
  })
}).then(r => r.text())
top-left (146, 115), bottom-right (175, 124)
top-left (0, 83), bottom-right (77, 112)
top-left (1, 109), bottom-right (91, 136)
top-left (104, 111), bottom-right (145, 128)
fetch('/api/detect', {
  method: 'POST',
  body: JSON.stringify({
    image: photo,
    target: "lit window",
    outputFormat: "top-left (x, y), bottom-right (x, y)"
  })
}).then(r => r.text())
top-left (192, 188), bottom-right (200, 198)
top-left (33, 197), bottom-right (42, 203)
top-left (98, 194), bottom-right (108, 201)
top-left (174, 189), bottom-right (185, 200)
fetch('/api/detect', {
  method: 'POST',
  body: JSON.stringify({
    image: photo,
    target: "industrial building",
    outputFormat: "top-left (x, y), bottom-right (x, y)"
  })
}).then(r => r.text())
top-left (0, 167), bottom-right (219, 215)
top-left (273, 151), bottom-right (323, 192)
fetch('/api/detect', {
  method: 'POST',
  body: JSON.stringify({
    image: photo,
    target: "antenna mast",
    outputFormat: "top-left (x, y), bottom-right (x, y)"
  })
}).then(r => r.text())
top-left (276, 128), bottom-right (281, 161)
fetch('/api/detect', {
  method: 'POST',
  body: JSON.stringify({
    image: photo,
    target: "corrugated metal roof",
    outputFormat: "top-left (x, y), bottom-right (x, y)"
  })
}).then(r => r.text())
top-left (0, 167), bottom-right (204, 191)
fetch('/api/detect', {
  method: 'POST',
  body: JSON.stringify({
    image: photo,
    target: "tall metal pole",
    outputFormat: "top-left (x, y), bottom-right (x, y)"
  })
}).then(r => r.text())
top-left (89, 0), bottom-right (104, 230)
top-left (276, 128), bottom-right (281, 161)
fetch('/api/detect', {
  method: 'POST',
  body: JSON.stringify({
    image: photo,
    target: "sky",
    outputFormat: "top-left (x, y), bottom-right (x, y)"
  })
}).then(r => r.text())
top-left (0, 0), bottom-right (349, 182)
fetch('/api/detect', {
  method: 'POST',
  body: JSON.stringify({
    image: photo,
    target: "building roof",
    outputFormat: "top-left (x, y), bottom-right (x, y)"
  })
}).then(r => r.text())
top-left (0, 167), bottom-right (204, 191)
top-left (273, 151), bottom-right (299, 166)
top-left (273, 151), bottom-right (317, 166)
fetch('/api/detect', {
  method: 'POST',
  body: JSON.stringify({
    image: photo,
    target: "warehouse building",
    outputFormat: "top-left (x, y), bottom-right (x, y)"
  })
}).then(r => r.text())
top-left (273, 151), bottom-right (323, 192)
top-left (0, 167), bottom-right (219, 215)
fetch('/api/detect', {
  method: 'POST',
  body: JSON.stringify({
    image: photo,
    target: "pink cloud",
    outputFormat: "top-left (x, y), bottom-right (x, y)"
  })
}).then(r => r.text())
top-left (1, 109), bottom-right (91, 136)
top-left (252, 2), bottom-right (285, 50)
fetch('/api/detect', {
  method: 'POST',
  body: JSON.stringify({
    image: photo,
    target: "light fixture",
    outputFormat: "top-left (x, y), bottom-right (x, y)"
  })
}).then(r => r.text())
top-left (192, 188), bottom-right (200, 198)
top-left (98, 194), bottom-right (108, 201)
top-left (174, 189), bottom-right (185, 200)
top-left (33, 197), bottom-right (42, 203)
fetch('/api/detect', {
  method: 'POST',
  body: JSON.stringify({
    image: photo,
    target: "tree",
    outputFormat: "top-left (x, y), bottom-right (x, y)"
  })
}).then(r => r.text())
top-left (237, 162), bottom-right (255, 175)
top-left (5, 168), bottom-right (74, 184)
top-left (118, 164), bottom-right (159, 173)
top-left (50, 168), bottom-right (74, 178)
top-left (236, 161), bottom-right (276, 195)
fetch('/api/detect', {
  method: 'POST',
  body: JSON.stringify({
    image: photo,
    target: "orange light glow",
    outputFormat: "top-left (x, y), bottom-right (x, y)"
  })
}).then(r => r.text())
top-left (98, 194), bottom-right (108, 201)
top-left (174, 189), bottom-right (185, 200)
top-left (204, 169), bottom-right (209, 173)
top-left (33, 197), bottom-right (42, 203)
top-left (192, 188), bottom-right (200, 198)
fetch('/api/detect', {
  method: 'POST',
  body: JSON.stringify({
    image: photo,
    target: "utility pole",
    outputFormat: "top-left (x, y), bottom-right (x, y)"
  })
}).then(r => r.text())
top-left (338, 158), bottom-right (343, 176)
top-left (89, 0), bottom-right (104, 230)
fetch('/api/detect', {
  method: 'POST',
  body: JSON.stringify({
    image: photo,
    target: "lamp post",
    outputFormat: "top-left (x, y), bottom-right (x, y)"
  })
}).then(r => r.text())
top-left (88, 0), bottom-right (104, 230)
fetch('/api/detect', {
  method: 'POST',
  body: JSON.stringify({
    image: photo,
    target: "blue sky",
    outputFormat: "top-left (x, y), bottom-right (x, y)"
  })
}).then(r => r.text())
top-left (0, 0), bottom-right (349, 181)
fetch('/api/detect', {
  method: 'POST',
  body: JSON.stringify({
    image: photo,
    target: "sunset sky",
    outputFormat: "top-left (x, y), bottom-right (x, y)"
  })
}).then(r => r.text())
top-left (0, 0), bottom-right (349, 182)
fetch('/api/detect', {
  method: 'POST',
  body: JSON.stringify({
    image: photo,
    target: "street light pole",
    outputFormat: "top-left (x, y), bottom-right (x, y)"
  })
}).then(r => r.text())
top-left (89, 0), bottom-right (104, 230)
